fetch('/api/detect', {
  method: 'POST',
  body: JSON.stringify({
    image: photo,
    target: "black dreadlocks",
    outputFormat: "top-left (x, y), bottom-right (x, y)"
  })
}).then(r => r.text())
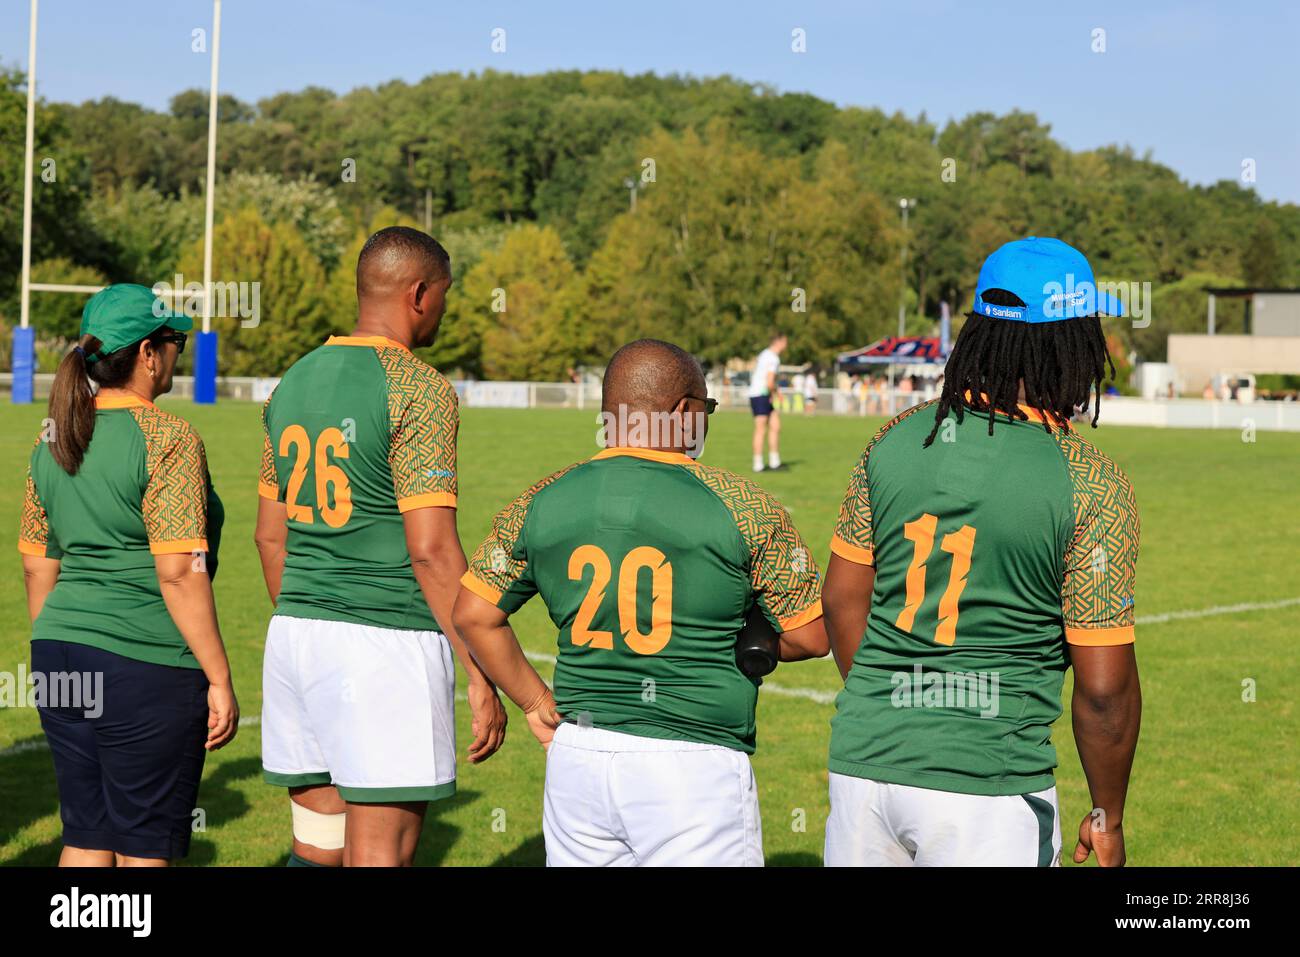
top-left (922, 288), bottom-right (1116, 448)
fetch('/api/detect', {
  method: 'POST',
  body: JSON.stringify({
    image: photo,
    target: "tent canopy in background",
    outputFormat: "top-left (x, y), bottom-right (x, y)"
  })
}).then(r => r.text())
top-left (836, 336), bottom-right (949, 371)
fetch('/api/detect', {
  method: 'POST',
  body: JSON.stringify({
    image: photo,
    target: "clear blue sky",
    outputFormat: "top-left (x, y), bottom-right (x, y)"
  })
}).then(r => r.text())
top-left (2, 0), bottom-right (1296, 204)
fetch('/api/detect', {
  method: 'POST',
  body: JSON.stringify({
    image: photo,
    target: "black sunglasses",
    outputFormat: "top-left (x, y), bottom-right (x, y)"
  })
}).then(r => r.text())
top-left (682, 394), bottom-right (718, 414)
top-left (156, 331), bottom-right (188, 354)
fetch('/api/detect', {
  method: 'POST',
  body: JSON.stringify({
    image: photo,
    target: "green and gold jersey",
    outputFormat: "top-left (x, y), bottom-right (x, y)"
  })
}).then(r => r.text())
top-left (828, 399), bottom-right (1140, 796)
top-left (260, 335), bottom-right (459, 631)
top-left (463, 447), bottom-right (824, 754)
top-left (19, 395), bottom-right (223, 669)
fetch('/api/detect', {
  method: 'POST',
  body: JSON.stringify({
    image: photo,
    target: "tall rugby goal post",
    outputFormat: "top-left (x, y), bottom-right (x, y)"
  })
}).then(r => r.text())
top-left (14, 0), bottom-right (223, 404)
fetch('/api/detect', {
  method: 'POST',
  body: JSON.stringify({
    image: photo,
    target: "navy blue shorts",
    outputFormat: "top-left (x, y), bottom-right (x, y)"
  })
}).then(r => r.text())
top-left (32, 640), bottom-right (210, 860)
top-left (749, 395), bottom-right (774, 416)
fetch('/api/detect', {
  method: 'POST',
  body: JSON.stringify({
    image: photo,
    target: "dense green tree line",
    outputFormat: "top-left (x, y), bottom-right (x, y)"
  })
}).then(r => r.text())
top-left (1, 67), bottom-right (1296, 377)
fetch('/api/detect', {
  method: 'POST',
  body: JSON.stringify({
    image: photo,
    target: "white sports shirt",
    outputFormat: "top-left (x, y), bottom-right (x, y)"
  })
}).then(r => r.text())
top-left (748, 348), bottom-right (781, 398)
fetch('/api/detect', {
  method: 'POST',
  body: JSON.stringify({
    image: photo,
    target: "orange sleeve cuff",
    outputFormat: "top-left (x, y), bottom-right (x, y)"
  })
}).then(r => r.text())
top-left (257, 482), bottom-right (280, 501)
top-left (460, 571), bottom-right (503, 605)
top-left (830, 535), bottom-right (874, 566)
top-left (1066, 624), bottom-right (1136, 646)
top-left (150, 538), bottom-right (209, 555)
top-left (17, 539), bottom-right (46, 557)
top-left (398, 492), bottom-right (458, 513)
top-left (779, 599), bottom-right (824, 632)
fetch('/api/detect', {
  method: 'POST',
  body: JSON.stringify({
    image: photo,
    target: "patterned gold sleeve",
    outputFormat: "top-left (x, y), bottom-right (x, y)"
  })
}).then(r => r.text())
top-left (461, 463), bottom-right (581, 613)
top-left (692, 465), bottom-right (823, 632)
top-left (830, 404), bottom-right (930, 566)
top-left (831, 450), bottom-right (875, 565)
top-left (134, 408), bottom-right (210, 555)
top-left (379, 349), bottom-right (459, 512)
top-left (18, 469), bottom-right (53, 558)
top-left (1060, 433), bottom-right (1140, 646)
top-left (257, 394), bottom-right (280, 501)
top-left (752, 505), bottom-right (824, 631)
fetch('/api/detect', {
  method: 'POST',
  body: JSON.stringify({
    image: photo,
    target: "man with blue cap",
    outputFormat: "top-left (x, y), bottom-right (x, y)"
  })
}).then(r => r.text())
top-left (820, 237), bottom-right (1142, 867)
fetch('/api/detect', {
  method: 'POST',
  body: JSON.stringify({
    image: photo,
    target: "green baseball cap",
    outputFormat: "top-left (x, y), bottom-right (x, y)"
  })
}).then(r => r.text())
top-left (80, 284), bottom-right (193, 363)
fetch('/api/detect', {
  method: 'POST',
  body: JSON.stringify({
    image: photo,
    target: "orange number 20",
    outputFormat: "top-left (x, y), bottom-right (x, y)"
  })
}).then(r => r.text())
top-left (568, 545), bottom-right (673, 655)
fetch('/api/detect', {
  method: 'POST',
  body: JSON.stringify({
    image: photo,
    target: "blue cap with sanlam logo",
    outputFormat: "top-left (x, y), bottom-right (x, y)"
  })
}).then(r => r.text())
top-left (972, 236), bottom-right (1125, 323)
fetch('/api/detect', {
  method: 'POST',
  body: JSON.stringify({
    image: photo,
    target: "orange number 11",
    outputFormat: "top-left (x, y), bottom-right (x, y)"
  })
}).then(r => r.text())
top-left (895, 513), bottom-right (976, 646)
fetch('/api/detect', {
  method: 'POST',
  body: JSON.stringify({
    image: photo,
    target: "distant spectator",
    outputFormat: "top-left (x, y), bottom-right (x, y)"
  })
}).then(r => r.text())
top-left (875, 377), bottom-right (890, 416)
top-left (748, 331), bottom-right (786, 471)
top-left (803, 370), bottom-right (818, 415)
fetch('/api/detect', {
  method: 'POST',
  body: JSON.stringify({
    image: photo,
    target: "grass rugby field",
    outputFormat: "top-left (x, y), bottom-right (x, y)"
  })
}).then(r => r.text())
top-left (1, 401), bottom-right (1297, 866)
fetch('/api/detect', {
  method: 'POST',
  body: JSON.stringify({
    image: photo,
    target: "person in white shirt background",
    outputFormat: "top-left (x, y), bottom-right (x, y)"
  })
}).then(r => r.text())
top-left (747, 332), bottom-right (786, 472)
top-left (802, 368), bottom-right (818, 415)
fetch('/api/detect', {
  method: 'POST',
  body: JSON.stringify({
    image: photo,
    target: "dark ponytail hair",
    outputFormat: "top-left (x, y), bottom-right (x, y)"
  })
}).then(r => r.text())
top-left (47, 331), bottom-right (167, 474)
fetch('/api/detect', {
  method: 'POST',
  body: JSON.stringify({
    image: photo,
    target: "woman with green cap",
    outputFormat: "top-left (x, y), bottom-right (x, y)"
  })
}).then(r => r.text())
top-left (18, 283), bottom-right (238, 867)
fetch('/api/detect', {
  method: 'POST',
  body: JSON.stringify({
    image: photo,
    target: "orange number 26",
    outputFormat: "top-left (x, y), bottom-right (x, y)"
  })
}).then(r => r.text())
top-left (278, 425), bottom-right (353, 528)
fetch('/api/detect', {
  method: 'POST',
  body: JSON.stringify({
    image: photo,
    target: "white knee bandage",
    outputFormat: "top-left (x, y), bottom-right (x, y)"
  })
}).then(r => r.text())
top-left (291, 802), bottom-right (346, 850)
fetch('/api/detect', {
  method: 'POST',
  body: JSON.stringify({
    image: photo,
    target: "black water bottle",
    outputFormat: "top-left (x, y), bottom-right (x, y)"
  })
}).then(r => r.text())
top-left (735, 603), bottom-right (781, 679)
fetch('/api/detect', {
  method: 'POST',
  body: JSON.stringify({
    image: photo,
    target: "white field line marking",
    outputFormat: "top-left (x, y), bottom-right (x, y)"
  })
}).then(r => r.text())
top-left (759, 682), bottom-right (838, 705)
top-left (525, 649), bottom-right (835, 703)
top-left (1134, 596), bottom-right (1300, 625)
top-left (0, 740), bottom-right (47, 757)
top-left (1, 596), bottom-right (1293, 759)
top-left (524, 596), bottom-right (1300, 706)
top-left (0, 713), bottom-right (262, 759)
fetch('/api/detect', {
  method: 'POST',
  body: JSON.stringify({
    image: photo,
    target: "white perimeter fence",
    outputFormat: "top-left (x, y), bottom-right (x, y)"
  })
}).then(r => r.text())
top-left (4, 374), bottom-right (1299, 432)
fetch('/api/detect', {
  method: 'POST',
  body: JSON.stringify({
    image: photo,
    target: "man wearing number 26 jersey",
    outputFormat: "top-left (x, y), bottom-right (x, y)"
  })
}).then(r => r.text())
top-left (255, 227), bottom-right (505, 867)
top-left (453, 339), bottom-right (828, 866)
top-left (822, 238), bottom-right (1142, 868)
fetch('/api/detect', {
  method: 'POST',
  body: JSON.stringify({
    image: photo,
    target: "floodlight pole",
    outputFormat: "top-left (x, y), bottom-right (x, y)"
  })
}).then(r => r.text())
top-left (194, 0), bottom-right (222, 403)
top-left (897, 197), bottom-right (916, 338)
top-left (13, 0), bottom-right (39, 403)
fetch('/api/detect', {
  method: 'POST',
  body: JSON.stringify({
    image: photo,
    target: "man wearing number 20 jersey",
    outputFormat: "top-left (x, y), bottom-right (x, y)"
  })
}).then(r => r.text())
top-left (453, 339), bottom-right (829, 866)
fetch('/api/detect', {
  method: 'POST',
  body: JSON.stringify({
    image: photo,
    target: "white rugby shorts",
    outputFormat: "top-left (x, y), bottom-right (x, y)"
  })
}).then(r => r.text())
top-left (261, 615), bottom-right (457, 803)
top-left (543, 722), bottom-right (764, 867)
top-left (824, 772), bottom-right (1061, 866)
